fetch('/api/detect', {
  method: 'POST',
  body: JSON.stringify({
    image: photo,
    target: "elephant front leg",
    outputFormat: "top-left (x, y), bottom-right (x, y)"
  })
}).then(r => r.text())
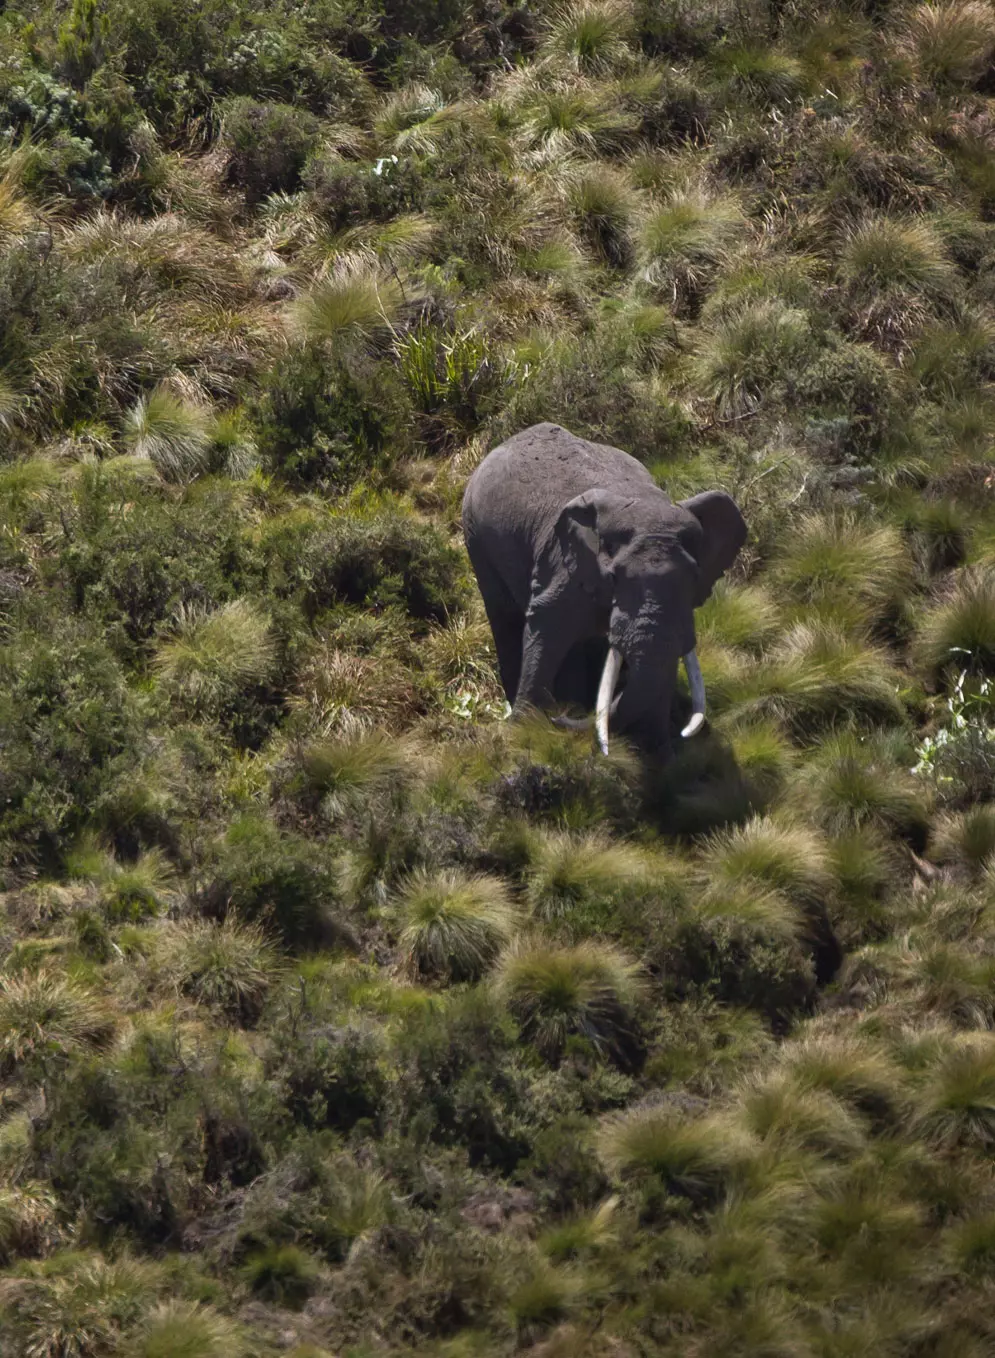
top-left (512, 597), bottom-right (580, 716)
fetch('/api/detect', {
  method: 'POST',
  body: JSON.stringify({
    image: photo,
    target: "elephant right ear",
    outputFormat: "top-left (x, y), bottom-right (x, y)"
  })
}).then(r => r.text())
top-left (534, 491), bottom-right (610, 599)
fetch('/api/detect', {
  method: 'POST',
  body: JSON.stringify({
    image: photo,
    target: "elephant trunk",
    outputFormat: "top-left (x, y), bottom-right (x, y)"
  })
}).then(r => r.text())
top-left (592, 644), bottom-right (706, 753)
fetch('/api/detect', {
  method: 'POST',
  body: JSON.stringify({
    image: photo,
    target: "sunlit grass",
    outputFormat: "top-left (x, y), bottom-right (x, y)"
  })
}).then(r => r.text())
top-left (397, 869), bottom-right (518, 982)
top-left (496, 937), bottom-right (643, 1065)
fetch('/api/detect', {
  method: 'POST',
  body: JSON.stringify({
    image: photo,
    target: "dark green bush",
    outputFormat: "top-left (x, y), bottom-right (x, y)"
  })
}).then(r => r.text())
top-left (255, 347), bottom-right (411, 494)
top-left (199, 816), bottom-right (350, 951)
top-left (302, 509), bottom-right (468, 626)
top-left (59, 477), bottom-right (246, 657)
top-left (220, 97), bottom-right (319, 203)
top-left (271, 1023), bottom-right (388, 1134)
top-left (0, 623), bottom-right (141, 879)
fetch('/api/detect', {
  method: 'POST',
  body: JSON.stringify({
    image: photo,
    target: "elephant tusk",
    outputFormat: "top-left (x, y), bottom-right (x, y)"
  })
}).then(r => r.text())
top-left (596, 646), bottom-right (624, 755)
top-left (552, 714), bottom-right (592, 730)
top-left (681, 650), bottom-right (706, 738)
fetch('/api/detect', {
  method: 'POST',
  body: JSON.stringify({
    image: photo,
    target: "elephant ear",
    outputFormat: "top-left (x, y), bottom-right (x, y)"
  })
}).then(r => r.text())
top-left (534, 491), bottom-right (612, 599)
top-left (679, 490), bottom-right (747, 607)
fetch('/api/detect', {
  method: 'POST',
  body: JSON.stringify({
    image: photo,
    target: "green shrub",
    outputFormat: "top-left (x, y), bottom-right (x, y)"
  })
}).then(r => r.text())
top-left (221, 98), bottom-right (319, 204)
top-left (397, 869), bottom-right (518, 982)
top-left (898, 1), bottom-right (995, 87)
top-left (931, 805), bottom-right (995, 877)
top-left (301, 508), bottom-right (468, 626)
top-left (272, 1022), bottom-right (388, 1134)
top-left (695, 299), bottom-right (815, 417)
top-left (255, 347), bottom-right (410, 494)
top-left (0, 625), bottom-right (141, 874)
top-left (203, 817), bottom-right (348, 951)
top-left (915, 1036), bottom-right (995, 1149)
top-left (791, 730), bottom-right (931, 842)
top-left (637, 188), bottom-right (745, 313)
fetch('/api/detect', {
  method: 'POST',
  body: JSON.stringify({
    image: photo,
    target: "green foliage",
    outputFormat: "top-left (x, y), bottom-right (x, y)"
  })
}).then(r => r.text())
top-left (221, 98), bottom-right (319, 204)
top-left (3, 3), bottom-right (995, 1353)
top-left (255, 346), bottom-right (410, 493)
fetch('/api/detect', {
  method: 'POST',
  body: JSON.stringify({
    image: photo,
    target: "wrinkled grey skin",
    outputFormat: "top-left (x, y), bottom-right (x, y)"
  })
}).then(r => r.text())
top-left (462, 423), bottom-right (747, 759)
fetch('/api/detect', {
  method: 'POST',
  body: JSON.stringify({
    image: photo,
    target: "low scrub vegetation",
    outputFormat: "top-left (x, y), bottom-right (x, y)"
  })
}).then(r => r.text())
top-left (1, 0), bottom-right (995, 1353)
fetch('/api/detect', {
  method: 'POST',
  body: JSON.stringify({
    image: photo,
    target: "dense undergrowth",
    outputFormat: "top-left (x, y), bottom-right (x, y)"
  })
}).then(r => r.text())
top-left (3, 0), bottom-right (995, 1353)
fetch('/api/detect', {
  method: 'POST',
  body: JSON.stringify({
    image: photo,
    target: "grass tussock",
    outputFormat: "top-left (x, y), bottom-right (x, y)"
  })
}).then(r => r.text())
top-left (397, 869), bottom-right (518, 982)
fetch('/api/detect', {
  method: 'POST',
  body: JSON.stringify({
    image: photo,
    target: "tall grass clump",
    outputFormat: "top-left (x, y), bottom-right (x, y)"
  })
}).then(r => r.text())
top-left (770, 512), bottom-right (911, 632)
top-left (725, 622), bottom-right (907, 732)
top-left (292, 261), bottom-right (406, 346)
top-left (898, 1), bottom-right (995, 87)
top-left (129, 1300), bottom-right (245, 1358)
top-left (542, 0), bottom-right (635, 74)
top-left (695, 299), bottom-right (814, 418)
top-left (841, 216), bottom-right (957, 347)
top-left (495, 938), bottom-right (643, 1067)
top-left (397, 870), bottom-right (518, 982)
top-left (0, 972), bottom-right (114, 1079)
top-left (153, 600), bottom-right (276, 716)
top-left (638, 189), bottom-right (745, 311)
top-left (916, 566), bottom-right (995, 677)
top-left (123, 389), bottom-right (212, 484)
top-left (155, 918), bottom-right (280, 1026)
top-left (598, 1104), bottom-right (755, 1201)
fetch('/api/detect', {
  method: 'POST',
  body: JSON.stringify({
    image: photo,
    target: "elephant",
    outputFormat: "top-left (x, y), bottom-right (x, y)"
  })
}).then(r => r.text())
top-left (461, 422), bottom-right (747, 759)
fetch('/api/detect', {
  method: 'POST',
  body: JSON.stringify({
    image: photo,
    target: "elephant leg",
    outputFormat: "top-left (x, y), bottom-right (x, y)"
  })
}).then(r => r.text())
top-left (514, 606), bottom-right (579, 714)
top-left (490, 610), bottom-right (525, 706)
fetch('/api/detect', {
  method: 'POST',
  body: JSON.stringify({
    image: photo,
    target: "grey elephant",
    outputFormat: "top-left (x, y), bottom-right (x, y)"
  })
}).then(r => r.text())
top-left (461, 422), bottom-right (747, 759)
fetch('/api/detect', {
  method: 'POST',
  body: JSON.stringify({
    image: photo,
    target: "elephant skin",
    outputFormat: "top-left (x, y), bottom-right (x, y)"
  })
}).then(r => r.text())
top-left (462, 422), bottom-right (747, 759)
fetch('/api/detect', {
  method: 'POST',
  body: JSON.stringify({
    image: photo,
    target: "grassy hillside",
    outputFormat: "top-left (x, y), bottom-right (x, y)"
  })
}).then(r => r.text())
top-left (2, 0), bottom-right (995, 1353)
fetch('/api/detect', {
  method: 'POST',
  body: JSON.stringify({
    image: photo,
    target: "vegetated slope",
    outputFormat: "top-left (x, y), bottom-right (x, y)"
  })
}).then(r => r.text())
top-left (2, 0), bottom-right (995, 1352)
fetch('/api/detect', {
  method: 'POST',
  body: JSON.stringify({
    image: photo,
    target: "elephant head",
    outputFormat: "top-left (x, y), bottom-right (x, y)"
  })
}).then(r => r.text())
top-left (542, 487), bottom-right (747, 754)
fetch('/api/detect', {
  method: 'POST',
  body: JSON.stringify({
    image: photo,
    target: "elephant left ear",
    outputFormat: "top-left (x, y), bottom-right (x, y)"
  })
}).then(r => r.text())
top-left (679, 490), bottom-right (748, 607)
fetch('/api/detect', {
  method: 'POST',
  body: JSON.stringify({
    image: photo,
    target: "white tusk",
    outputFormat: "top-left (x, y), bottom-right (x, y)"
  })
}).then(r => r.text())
top-left (552, 714), bottom-right (593, 730)
top-left (681, 650), bottom-right (706, 738)
top-left (595, 647), bottom-right (623, 755)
